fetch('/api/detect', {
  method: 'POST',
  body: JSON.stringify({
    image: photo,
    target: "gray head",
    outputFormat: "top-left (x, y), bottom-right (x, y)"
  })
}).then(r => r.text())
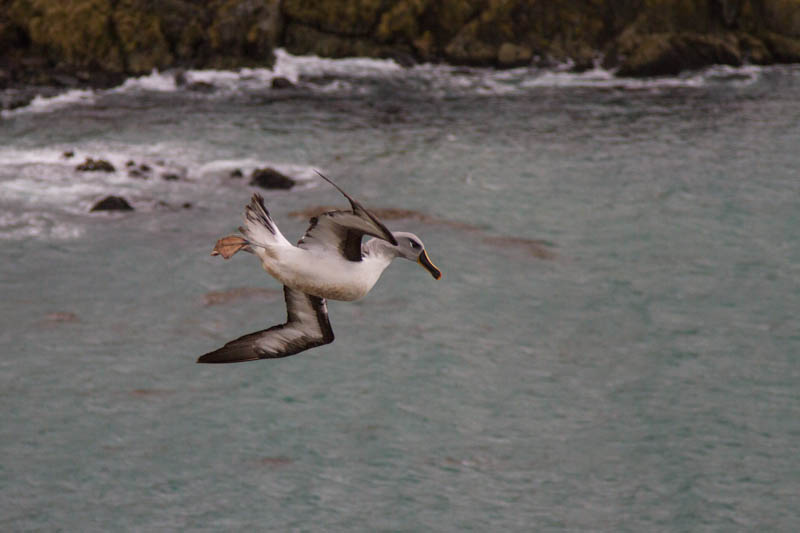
top-left (391, 231), bottom-right (442, 280)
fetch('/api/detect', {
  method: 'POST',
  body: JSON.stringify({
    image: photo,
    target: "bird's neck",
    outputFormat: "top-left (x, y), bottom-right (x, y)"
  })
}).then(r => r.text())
top-left (363, 238), bottom-right (399, 267)
top-left (357, 239), bottom-right (399, 294)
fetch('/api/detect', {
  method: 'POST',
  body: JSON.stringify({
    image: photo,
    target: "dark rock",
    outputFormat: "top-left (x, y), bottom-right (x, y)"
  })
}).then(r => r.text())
top-left (139, 163), bottom-right (151, 172)
top-left (230, 168), bottom-right (244, 178)
top-left (161, 173), bottom-right (180, 181)
top-left (126, 160), bottom-right (136, 167)
top-left (182, 202), bottom-right (193, 209)
top-left (128, 169), bottom-right (147, 179)
top-left (174, 70), bottom-right (188, 86)
top-left (4, 93), bottom-right (34, 110)
top-left (249, 167), bottom-right (295, 190)
top-left (90, 196), bottom-right (134, 212)
top-left (51, 73), bottom-right (80, 88)
top-left (271, 76), bottom-right (294, 89)
top-left (187, 81), bottom-right (215, 92)
top-left (62, 150), bottom-right (75, 159)
top-left (762, 32), bottom-right (800, 63)
top-left (617, 33), bottom-right (742, 77)
top-left (497, 43), bottom-right (533, 68)
top-left (387, 51), bottom-right (416, 68)
top-left (76, 158), bottom-right (116, 172)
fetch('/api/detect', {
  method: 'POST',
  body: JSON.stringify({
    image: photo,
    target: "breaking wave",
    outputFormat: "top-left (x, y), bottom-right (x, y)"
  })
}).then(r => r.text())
top-left (1, 50), bottom-right (773, 117)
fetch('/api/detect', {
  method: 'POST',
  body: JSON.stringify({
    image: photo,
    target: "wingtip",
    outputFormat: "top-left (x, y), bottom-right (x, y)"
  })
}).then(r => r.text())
top-left (314, 170), bottom-right (352, 202)
top-left (197, 348), bottom-right (259, 364)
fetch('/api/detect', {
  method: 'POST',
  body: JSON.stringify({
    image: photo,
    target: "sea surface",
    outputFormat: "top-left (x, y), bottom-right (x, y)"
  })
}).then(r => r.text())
top-left (1, 51), bottom-right (798, 532)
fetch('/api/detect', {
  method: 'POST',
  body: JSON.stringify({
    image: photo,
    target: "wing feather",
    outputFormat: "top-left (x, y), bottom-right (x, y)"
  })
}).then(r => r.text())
top-left (197, 286), bottom-right (334, 363)
top-left (297, 172), bottom-right (397, 262)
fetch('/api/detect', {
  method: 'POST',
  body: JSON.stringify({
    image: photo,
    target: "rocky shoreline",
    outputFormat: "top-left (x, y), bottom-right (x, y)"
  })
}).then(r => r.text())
top-left (1, 0), bottom-right (799, 89)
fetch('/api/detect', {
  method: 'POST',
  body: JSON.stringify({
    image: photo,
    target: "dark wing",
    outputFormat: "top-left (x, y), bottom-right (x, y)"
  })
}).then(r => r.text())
top-left (197, 286), bottom-right (334, 363)
top-left (297, 171), bottom-right (398, 262)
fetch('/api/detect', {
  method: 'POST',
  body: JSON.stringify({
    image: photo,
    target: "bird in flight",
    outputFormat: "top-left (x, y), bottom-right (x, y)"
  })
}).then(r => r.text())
top-left (198, 171), bottom-right (441, 363)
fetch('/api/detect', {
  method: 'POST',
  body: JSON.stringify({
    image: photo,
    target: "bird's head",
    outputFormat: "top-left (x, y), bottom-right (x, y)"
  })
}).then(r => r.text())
top-left (391, 232), bottom-right (442, 280)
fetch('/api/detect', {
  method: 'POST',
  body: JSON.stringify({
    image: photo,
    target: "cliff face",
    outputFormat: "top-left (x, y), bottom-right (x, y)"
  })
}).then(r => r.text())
top-left (1, 0), bottom-right (799, 87)
top-left (280, 0), bottom-right (800, 72)
top-left (0, 0), bottom-right (282, 86)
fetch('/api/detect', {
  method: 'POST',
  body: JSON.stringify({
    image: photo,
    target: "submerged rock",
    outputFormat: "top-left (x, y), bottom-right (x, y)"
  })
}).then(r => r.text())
top-left (230, 168), bottom-right (244, 178)
top-left (203, 287), bottom-right (282, 306)
top-left (90, 196), bottom-right (133, 212)
top-left (250, 167), bottom-right (295, 189)
top-left (42, 311), bottom-right (80, 324)
top-left (481, 235), bottom-right (556, 260)
top-left (271, 76), bottom-right (294, 89)
top-left (186, 81), bottom-right (215, 93)
top-left (76, 158), bottom-right (115, 172)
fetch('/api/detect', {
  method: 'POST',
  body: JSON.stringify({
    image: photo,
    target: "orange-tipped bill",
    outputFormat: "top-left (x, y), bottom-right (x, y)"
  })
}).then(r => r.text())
top-left (211, 235), bottom-right (250, 259)
top-left (418, 250), bottom-right (442, 280)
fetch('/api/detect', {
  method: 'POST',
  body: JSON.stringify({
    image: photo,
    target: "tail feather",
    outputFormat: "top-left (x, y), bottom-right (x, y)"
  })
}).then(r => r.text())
top-left (239, 193), bottom-right (290, 248)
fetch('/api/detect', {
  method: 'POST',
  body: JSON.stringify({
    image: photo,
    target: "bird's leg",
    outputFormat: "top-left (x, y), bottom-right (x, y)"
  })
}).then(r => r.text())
top-left (211, 235), bottom-right (252, 259)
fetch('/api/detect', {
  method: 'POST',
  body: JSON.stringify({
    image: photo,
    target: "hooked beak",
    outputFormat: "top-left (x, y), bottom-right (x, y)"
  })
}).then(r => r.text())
top-left (417, 250), bottom-right (442, 280)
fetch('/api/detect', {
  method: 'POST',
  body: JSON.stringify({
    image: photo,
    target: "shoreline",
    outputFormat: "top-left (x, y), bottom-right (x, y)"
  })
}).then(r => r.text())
top-left (2, 52), bottom-right (782, 117)
top-left (2, 1), bottom-right (800, 92)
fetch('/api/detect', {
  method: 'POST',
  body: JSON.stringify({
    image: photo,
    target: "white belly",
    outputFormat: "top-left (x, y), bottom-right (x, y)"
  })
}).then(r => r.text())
top-left (257, 247), bottom-right (387, 301)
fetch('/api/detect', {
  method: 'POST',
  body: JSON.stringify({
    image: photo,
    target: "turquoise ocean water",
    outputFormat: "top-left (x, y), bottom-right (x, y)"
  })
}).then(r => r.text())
top-left (1, 54), bottom-right (798, 531)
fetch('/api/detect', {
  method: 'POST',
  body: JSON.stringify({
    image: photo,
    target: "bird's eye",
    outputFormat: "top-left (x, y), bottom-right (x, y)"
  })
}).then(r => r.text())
top-left (410, 240), bottom-right (421, 249)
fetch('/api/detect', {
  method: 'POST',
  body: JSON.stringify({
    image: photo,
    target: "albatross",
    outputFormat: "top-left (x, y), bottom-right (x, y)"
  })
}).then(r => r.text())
top-left (197, 171), bottom-right (441, 363)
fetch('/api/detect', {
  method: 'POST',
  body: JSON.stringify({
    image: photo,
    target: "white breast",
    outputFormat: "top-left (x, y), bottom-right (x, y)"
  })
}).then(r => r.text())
top-left (258, 246), bottom-right (390, 301)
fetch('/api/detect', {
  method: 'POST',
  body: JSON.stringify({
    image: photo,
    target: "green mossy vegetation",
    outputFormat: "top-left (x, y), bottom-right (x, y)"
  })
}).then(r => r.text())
top-left (10, 0), bottom-right (123, 71)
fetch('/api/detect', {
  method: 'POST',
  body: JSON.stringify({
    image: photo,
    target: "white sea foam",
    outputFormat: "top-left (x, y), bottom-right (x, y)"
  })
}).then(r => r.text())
top-left (0, 49), bottom-right (770, 117)
top-left (272, 48), bottom-right (403, 82)
top-left (0, 89), bottom-right (95, 118)
top-left (0, 210), bottom-right (86, 240)
top-left (198, 159), bottom-right (321, 183)
top-left (112, 70), bottom-right (178, 93)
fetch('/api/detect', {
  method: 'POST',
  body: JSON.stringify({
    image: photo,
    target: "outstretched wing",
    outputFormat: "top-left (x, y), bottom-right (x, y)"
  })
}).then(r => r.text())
top-left (197, 286), bottom-right (334, 363)
top-left (297, 171), bottom-right (397, 262)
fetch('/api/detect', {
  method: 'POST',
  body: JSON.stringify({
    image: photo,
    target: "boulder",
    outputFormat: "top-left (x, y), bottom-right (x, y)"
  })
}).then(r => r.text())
top-left (90, 195), bottom-right (134, 211)
top-left (76, 158), bottom-right (115, 172)
top-left (187, 81), bottom-right (216, 92)
top-left (249, 167), bottom-right (295, 189)
top-left (616, 33), bottom-right (742, 77)
top-left (497, 42), bottom-right (533, 67)
top-left (762, 32), bottom-right (800, 63)
top-left (271, 76), bottom-right (294, 89)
